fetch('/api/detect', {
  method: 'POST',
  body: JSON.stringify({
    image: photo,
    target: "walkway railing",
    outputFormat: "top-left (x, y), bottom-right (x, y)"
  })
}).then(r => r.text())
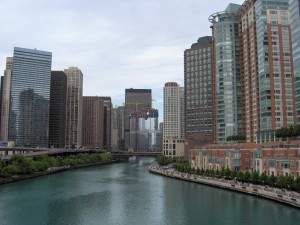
top-left (149, 162), bottom-right (300, 208)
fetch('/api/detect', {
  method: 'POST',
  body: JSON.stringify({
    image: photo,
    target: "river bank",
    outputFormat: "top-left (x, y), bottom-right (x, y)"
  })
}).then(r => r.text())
top-left (0, 160), bottom-right (118, 185)
top-left (149, 161), bottom-right (300, 208)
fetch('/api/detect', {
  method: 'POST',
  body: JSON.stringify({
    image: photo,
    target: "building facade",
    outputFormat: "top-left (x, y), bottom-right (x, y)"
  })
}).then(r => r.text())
top-left (209, 3), bottom-right (245, 144)
top-left (163, 82), bottom-right (185, 157)
top-left (290, 0), bottom-right (300, 123)
top-left (99, 97), bottom-right (112, 149)
top-left (64, 67), bottom-right (83, 148)
top-left (184, 36), bottom-right (214, 157)
top-left (49, 71), bottom-right (67, 148)
top-left (124, 88), bottom-right (152, 150)
top-left (191, 141), bottom-right (300, 178)
top-left (129, 109), bottom-right (161, 152)
top-left (254, 0), bottom-right (296, 143)
top-left (0, 57), bottom-right (13, 141)
top-left (82, 97), bottom-right (104, 149)
top-left (111, 106), bottom-right (118, 150)
top-left (8, 47), bottom-right (52, 147)
top-left (117, 105), bottom-right (125, 150)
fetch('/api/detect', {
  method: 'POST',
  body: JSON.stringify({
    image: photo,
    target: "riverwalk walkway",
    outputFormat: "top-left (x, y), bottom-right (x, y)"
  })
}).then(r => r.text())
top-left (149, 162), bottom-right (300, 208)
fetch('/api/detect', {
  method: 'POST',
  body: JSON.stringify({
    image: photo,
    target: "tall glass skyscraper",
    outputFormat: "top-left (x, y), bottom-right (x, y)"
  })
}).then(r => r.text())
top-left (290, 0), bottom-right (300, 123)
top-left (209, 4), bottom-right (244, 143)
top-left (9, 47), bottom-right (52, 147)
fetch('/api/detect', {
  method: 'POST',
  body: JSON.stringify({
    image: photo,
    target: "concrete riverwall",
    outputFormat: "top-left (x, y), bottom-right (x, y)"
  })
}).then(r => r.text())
top-left (0, 160), bottom-right (117, 185)
top-left (149, 162), bottom-right (300, 208)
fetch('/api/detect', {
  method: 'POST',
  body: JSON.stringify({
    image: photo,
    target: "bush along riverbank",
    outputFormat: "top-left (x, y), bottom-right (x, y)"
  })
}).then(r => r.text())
top-left (0, 153), bottom-right (114, 185)
top-left (152, 155), bottom-right (300, 208)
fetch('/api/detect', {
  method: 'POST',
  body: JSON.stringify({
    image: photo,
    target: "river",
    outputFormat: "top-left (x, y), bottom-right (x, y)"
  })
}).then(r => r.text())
top-left (0, 157), bottom-right (299, 225)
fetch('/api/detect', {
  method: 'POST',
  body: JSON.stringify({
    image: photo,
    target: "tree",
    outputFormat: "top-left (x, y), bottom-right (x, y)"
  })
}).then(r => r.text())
top-left (293, 177), bottom-right (300, 192)
top-left (230, 170), bottom-right (237, 180)
top-left (1, 164), bottom-right (18, 177)
top-left (285, 175), bottom-right (294, 190)
top-left (277, 175), bottom-right (286, 188)
top-left (0, 158), bottom-right (5, 169)
top-left (244, 171), bottom-right (251, 183)
top-left (268, 174), bottom-right (277, 187)
top-left (251, 171), bottom-right (260, 184)
top-left (237, 171), bottom-right (245, 182)
top-left (259, 173), bottom-right (268, 185)
top-left (224, 168), bottom-right (231, 179)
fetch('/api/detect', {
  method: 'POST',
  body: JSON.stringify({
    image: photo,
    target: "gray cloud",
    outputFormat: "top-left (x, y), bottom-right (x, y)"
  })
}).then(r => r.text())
top-left (0, 0), bottom-right (242, 120)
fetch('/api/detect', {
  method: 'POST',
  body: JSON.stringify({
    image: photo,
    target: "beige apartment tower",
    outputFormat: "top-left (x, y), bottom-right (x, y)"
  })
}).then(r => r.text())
top-left (0, 57), bottom-right (13, 141)
top-left (64, 67), bottom-right (83, 148)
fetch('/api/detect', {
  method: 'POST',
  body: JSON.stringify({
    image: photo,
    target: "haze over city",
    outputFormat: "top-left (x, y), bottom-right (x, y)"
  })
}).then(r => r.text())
top-left (0, 0), bottom-right (241, 116)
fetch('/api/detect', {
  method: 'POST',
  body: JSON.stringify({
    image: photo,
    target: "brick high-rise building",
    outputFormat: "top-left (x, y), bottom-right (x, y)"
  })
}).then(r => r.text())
top-left (82, 97), bottom-right (104, 149)
top-left (184, 36), bottom-right (214, 157)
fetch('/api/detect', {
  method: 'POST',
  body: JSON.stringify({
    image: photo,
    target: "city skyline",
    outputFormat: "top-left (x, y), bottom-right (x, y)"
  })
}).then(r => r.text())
top-left (0, 0), bottom-right (243, 118)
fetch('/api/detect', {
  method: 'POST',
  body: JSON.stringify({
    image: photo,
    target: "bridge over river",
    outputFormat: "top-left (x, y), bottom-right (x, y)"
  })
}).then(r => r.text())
top-left (0, 147), bottom-right (160, 160)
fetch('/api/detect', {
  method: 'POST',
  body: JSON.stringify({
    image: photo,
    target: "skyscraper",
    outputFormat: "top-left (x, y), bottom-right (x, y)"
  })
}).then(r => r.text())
top-left (124, 88), bottom-right (152, 150)
top-left (290, 0), bottom-right (300, 123)
top-left (209, 0), bottom-right (295, 144)
top-left (0, 57), bottom-right (13, 141)
top-left (111, 106), bottom-right (118, 150)
top-left (49, 71), bottom-right (67, 148)
top-left (209, 3), bottom-right (244, 144)
top-left (117, 105), bottom-right (125, 150)
top-left (163, 82), bottom-right (185, 157)
top-left (254, 0), bottom-right (295, 143)
top-left (82, 97), bottom-right (104, 149)
top-left (8, 47), bottom-right (52, 147)
top-left (64, 67), bottom-right (83, 148)
top-left (184, 36), bottom-right (214, 155)
top-left (99, 97), bottom-right (112, 149)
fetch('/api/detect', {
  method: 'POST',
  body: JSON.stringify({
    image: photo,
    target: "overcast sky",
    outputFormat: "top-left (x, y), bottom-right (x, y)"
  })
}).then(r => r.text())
top-left (0, 0), bottom-right (241, 121)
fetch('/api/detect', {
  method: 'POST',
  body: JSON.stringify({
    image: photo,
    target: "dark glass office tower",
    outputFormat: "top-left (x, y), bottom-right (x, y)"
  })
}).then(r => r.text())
top-left (49, 71), bottom-right (67, 148)
top-left (9, 47), bottom-right (52, 147)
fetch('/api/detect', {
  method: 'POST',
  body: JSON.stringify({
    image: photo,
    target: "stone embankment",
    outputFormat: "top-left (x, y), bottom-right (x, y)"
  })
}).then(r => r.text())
top-left (0, 160), bottom-right (117, 185)
top-left (149, 162), bottom-right (300, 208)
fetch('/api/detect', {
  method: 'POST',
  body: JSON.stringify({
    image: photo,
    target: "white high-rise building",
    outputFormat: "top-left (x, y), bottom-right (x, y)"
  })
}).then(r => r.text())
top-left (64, 67), bottom-right (83, 148)
top-left (163, 82), bottom-right (185, 157)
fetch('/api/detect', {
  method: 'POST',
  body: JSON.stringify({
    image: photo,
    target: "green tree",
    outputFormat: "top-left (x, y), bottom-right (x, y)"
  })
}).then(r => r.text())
top-left (0, 158), bottom-right (5, 169)
top-left (1, 164), bottom-right (18, 177)
top-left (293, 177), bottom-right (300, 192)
top-left (277, 175), bottom-right (286, 188)
top-left (224, 168), bottom-right (231, 179)
top-left (230, 170), bottom-right (237, 180)
top-left (268, 174), bottom-right (277, 187)
top-left (237, 171), bottom-right (245, 182)
top-left (259, 173), bottom-right (268, 185)
top-left (251, 171), bottom-right (260, 184)
top-left (285, 175), bottom-right (294, 190)
top-left (244, 171), bottom-right (251, 183)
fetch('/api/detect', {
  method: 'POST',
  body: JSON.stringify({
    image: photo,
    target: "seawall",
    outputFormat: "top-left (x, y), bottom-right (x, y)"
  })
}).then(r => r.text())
top-left (0, 160), bottom-right (117, 185)
top-left (149, 162), bottom-right (300, 208)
